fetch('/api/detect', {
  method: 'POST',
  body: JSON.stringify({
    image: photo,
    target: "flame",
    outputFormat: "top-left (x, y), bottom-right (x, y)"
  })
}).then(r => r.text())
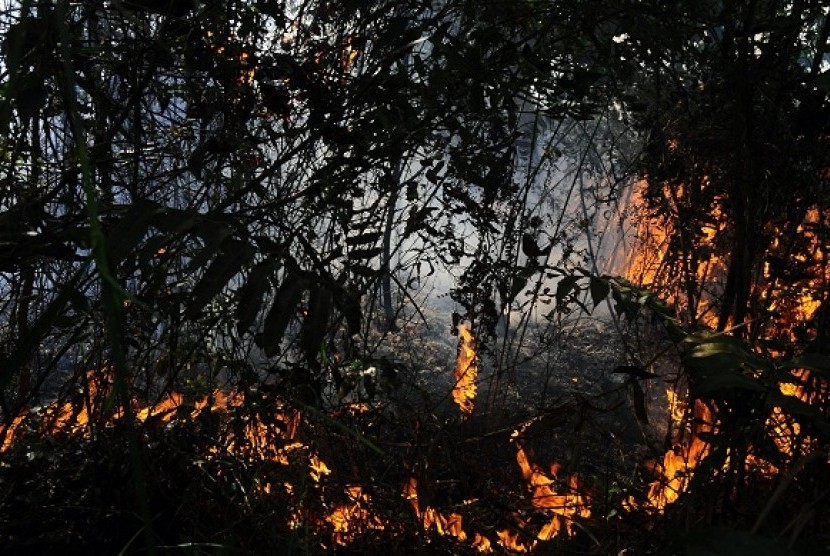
top-left (403, 477), bottom-right (468, 542)
top-left (309, 454), bottom-right (332, 482)
top-left (212, 40), bottom-right (256, 86)
top-left (618, 178), bottom-right (727, 328)
top-left (0, 369), bottom-right (304, 469)
top-left (620, 175), bottom-right (830, 509)
top-left (453, 323), bottom-right (478, 416)
top-left (472, 532), bottom-right (493, 552)
top-left (341, 34), bottom-right (360, 73)
top-left (509, 425), bottom-right (591, 547)
top-left (326, 485), bottom-right (385, 546)
top-left (628, 392), bottom-right (713, 511)
top-left (497, 529), bottom-right (530, 552)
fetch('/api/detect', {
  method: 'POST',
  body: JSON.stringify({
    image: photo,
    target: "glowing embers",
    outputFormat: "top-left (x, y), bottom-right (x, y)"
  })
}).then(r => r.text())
top-left (508, 423), bottom-right (591, 550)
top-left (452, 323), bottom-right (479, 416)
top-left (630, 390), bottom-right (714, 511)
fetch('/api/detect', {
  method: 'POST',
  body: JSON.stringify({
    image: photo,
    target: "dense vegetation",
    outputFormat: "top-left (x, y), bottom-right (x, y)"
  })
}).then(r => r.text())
top-left (1, 0), bottom-right (828, 553)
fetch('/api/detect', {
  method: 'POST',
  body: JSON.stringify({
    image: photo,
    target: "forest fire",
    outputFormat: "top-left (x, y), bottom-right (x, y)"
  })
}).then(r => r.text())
top-left (453, 323), bottom-right (479, 416)
top-left (620, 176), bottom-right (830, 511)
top-left (618, 178), bottom-right (728, 328)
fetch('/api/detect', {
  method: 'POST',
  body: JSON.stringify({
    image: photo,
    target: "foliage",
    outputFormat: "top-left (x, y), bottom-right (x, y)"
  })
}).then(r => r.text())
top-left (1, 0), bottom-right (829, 553)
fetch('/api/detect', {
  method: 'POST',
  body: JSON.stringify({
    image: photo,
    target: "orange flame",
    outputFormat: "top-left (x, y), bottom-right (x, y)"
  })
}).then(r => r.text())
top-left (634, 396), bottom-right (713, 511)
top-left (453, 323), bottom-right (478, 416)
top-left (618, 178), bottom-right (727, 328)
top-left (326, 485), bottom-right (385, 546)
top-left (403, 477), bottom-right (468, 542)
top-left (509, 425), bottom-right (591, 547)
top-left (621, 175), bottom-right (830, 509)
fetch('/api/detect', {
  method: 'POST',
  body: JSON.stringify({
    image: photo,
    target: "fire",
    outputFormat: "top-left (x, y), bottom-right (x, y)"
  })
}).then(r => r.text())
top-left (326, 485), bottom-right (385, 546)
top-left (508, 424), bottom-right (591, 548)
top-left (453, 323), bottom-right (478, 416)
top-left (403, 477), bottom-right (468, 542)
top-left (0, 369), bottom-right (306, 478)
top-left (618, 178), bottom-right (728, 328)
top-left (497, 529), bottom-right (530, 553)
top-left (633, 394), bottom-right (714, 510)
top-left (761, 369), bottom-right (819, 468)
top-left (620, 175), bottom-right (830, 511)
top-left (472, 532), bottom-right (493, 552)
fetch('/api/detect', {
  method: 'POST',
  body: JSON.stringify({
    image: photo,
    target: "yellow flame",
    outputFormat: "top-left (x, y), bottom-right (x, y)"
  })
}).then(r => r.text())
top-left (403, 477), bottom-right (470, 543)
top-left (453, 323), bottom-right (478, 416)
top-left (630, 397), bottom-right (713, 511)
top-left (511, 427), bottom-right (591, 543)
top-left (326, 485), bottom-right (385, 546)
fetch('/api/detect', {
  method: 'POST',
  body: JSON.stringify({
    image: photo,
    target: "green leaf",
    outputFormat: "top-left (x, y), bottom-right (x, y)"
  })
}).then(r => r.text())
top-left (683, 339), bottom-right (769, 396)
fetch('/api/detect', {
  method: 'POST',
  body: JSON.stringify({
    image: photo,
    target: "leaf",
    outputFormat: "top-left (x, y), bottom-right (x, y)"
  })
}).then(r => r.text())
top-left (781, 352), bottom-right (830, 379)
top-left (108, 200), bottom-right (166, 264)
top-left (508, 264), bottom-right (539, 301)
top-left (556, 274), bottom-right (579, 301)
top-left (764, 390), bottom-right (830, 435)
top-left (690, 370), bottom-right (766, 397)
top-left (261, 270), bottom-right (306, 357)
top-left (813, 70), bottom-right (830, 92)
top-left (339, 290), bottom-right (362, 336)
top-left (300, 283), bottom-right (333, 368)
top-left (0, 267), bottom-right (85, 392)
top-left (509, 273), bottom-right (529, 301)
top-left (683, 339), bottom-right (769, 397)
top-left (345, 231), bottom-right (382, 246)
top-left (235, 260), bottom-right (277, 335)
top-left (185, 237), bottom-right (255, 319)
top-left (589, 275), bottom-right (610, 307)
top-left (349, 263), bottom-right (377, 277)
top-left (348, 247), bottom-right (383, 260)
